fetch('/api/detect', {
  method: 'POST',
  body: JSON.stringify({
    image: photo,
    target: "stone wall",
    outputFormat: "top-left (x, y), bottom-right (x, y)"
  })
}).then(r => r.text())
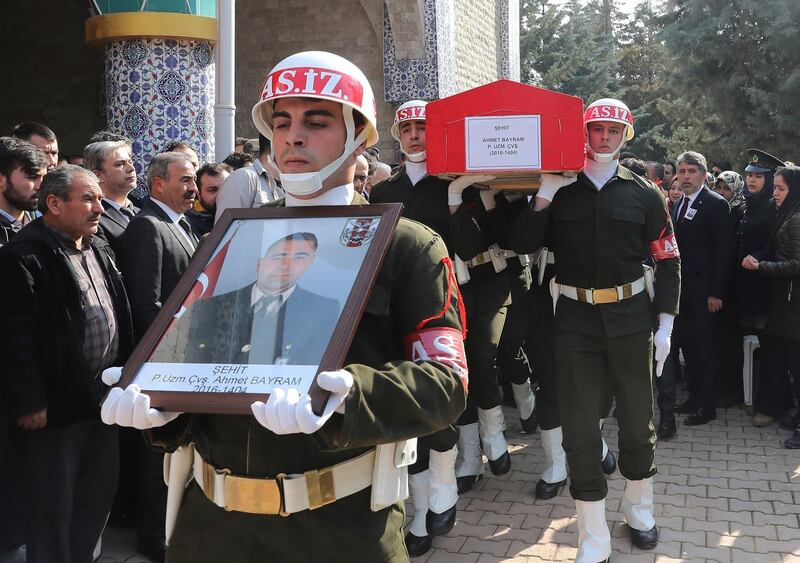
top-left (453, 0), bottom-right (501, 91)
top-left (0, 0), bottom-right (105, 158)
top-left (234, 0), bottom-right (397, 160)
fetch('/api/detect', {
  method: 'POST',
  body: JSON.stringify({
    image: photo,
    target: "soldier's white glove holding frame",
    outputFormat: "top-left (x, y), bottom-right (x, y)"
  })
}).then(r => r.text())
top-left (100, 367), bottom-right (182, 429)
top-left (251, 369), bottom-right (354, 434)
top-left (653, 313), bottom-right (675, 378)
top-left (536, 174), bottom-right (577, 203)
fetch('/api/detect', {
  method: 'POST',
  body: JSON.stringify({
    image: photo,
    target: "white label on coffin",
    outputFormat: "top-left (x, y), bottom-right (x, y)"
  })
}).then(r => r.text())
top-left (465, 115), bottom-right (542, 171)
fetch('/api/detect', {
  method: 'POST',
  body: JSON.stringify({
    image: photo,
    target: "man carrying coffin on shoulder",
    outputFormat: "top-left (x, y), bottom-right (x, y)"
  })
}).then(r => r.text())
top-left (513, 98), bottom-right (680, 562)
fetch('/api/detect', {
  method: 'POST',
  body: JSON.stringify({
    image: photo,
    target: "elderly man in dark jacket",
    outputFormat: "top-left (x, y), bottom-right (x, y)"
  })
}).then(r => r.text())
top-left (0, 165), bottom-right (134, 563)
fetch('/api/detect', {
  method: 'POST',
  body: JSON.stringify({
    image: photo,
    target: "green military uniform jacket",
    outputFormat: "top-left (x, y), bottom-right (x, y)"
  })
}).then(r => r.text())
top-left (512, 166), bottom-right (680, 338)
top-left (149, 192), bottom-right (467, 563)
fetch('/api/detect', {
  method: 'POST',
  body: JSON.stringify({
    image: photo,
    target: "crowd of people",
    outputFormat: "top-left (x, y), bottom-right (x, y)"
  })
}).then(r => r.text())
top-left (0, 50), bottom-right (798, 563)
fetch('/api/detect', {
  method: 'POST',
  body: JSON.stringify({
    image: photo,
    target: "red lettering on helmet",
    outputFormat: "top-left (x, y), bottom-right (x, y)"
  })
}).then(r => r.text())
top-left (404, 326), bottom-right (468, 391)
top-left (261, 67), bottom-right (364, 106)
top-left (275, 70), bottom-right (296, 95)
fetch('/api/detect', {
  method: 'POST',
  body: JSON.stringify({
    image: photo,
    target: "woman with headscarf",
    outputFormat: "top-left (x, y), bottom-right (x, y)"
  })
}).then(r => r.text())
top-left (714, 171), bottom-right (746, 231)
top-left (737, 150), bottom-right (786, 425)
top-left (712, 171), bottom-right (748, 406)
top-left (742, 166), bottom-right (800, 445)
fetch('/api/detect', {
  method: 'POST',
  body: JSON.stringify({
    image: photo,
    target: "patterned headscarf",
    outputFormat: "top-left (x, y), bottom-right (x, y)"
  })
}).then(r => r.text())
top-left (715, 170), bottom-right (744, 207)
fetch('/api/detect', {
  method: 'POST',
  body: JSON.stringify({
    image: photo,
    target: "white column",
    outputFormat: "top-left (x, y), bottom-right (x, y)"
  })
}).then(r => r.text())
top-left (214, 0), bottom-right (235, 161)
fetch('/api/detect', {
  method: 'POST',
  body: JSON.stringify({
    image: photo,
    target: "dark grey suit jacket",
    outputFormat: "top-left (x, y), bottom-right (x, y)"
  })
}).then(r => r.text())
top-left (98, 200), bottom-right (139, 254)
top-left (672, 186), bottom-right (734, 304)
top-left (177, 283), bottom-right (340, 365)
top-left (119, 199), bottom-right (196, 339)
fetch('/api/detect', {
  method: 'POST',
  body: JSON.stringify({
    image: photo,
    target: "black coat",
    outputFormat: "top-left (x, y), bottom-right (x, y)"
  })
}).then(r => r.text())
top-left (672, 187), bottom-right (734, 304)
top-left (119, 199), bottom-right (196, 339)
top-left (737, 193), bottom-right (776, 317)
top-left (0, 219), bottom-right (134, 426)
top-left (760, 207), bottom-right (800, 342)
top-left (98, 200), bottom-right (140, 255)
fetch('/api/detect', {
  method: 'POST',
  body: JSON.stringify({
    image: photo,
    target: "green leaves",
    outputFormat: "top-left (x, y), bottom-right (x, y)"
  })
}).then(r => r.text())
top-left (519, 0), bottom-right (800, 166)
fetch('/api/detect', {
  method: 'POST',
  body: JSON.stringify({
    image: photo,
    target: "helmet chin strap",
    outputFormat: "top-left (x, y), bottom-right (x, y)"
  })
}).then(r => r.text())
top-left (586, 127), bottom-right (626, 163)
top-left (403, 150), bottom-right (426, 163)
top-left (277, 106), bottom-right (369, 197)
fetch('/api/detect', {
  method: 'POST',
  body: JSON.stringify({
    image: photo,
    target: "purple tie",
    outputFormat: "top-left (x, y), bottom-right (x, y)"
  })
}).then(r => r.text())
top-left (677, 197), bottom-right (690, 224)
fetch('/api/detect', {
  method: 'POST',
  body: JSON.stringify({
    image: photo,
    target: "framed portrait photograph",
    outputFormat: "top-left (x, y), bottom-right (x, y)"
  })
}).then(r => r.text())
top-left (115, 204), bottom-right (403, 414)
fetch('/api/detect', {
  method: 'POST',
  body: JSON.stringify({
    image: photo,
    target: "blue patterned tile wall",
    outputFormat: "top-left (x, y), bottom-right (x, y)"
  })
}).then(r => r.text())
top-left (382, 0), bottom-right (440, 103)
top-left (105, 38), bottom-right (215, 197)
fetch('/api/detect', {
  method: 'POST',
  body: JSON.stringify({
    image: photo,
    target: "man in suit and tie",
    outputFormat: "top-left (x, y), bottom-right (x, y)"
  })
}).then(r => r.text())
top-left (84, 140), bottom-right (139, 253)
top-left (672, 151), bottom-right (734, 426)
top-left (161, 232), bottom-right (340, 366)
top-left (118, 150), bottom-right (198, 562)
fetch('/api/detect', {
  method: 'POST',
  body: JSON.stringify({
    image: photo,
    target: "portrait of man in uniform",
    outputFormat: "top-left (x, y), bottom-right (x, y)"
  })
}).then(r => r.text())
top-left (155, 231), bottom-right (341, 367)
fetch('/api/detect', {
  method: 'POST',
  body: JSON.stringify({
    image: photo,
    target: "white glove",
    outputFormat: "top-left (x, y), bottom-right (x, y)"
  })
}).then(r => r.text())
top-left (479, 189), bottom-right (497, 211)
top-left (101, 384), bottom-right (182, 429)
top-left (101, 366), bottom-right (124, 386)
top-left (448, 175), bottom-right (495, 206)
top-left (536, 174), bottom-right (577, 202)
top-left (251, 369), bottom-right (354, 435)
top-left (653, 313), bottom-right (675, 378)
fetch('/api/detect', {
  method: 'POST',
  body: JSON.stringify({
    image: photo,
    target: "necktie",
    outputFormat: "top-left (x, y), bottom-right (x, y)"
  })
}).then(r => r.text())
top-left (119, 206), bottom-right (135, 224)
top-left (677, 197), bottom-right (690, 225)
top-left (178, 217), bottom-right (197, 247)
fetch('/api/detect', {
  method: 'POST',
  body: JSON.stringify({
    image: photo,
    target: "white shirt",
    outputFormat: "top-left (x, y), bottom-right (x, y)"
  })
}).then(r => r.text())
top-left (405, 160), bottom-right (427, 187)
top-left (214, 159), bottom-right (284, 223)
top-left (583, 158), bottom-right (618, 191)
top-left (285, 183), bottom-right (354, 208)
top-left (251, 284), bottom-right (295, 315)
top-left (150, 197), bottom-right (195, 247)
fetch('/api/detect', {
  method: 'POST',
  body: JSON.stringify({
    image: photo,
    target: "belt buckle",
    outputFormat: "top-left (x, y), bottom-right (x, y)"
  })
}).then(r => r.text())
top-left (223, 473), bottom-right (287, 516)
top-left (592, 287), bottom-right (618, 304)
top-left (305, 466), bottom-right (336, 511)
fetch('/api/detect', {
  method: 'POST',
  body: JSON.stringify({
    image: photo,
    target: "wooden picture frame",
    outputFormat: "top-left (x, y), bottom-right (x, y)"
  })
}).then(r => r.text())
top-left (114, 203), bottom-right (402, 414)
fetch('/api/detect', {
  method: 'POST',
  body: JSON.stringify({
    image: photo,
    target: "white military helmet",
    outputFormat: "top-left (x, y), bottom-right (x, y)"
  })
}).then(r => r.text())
top-left (251, 51), bottom-right (379, 196)
top-left (583, 98), bottom-right (634, 163)
top-left (390, 100), bottom-right (428, 163)
top-left (390, 100), bottom-right (427, 142)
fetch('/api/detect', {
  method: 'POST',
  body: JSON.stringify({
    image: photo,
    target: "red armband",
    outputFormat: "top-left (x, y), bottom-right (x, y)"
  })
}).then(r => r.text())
top-left (404, 326), bottom-right (468, 392)
top-left (650, 232), bottom-right (679, 261)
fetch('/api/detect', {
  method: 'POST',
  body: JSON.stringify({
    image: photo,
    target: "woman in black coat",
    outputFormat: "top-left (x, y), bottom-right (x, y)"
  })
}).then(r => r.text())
top-left (742, 166), bottom-right (800, 446)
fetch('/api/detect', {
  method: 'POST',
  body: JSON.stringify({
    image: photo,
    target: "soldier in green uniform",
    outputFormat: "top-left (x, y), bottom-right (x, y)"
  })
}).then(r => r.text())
top-left (370, 100), bottom-right (534, 556)
top-left (513, 98), bottom-right (680, 562)
top-left (526, 245), bottom-right (617, 502)
top-left (101, 51), bottom-right (468, 563)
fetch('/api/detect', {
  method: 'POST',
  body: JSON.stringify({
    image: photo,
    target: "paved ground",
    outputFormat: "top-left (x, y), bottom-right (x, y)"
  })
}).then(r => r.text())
top-left (100, 388), bottom-right (800, 562)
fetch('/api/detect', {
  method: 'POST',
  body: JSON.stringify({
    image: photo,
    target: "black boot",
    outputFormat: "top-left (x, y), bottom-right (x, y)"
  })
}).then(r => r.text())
top-left (673, 399), bottom-right (696, 414)
top-left (535, 478), bottom-right (566, 500)
top-left (404, 531), bottom-right (432, 558)
top-left (488, 451), bottom-right (511, 476)
top-left (456, 474), bottom-right (482, 494)
top-left (601, 450), bottom-right (616, 475)
top-left (784, 430), bottom-right (800, 449)
top-left (684, 407), bottom-right (716, 426)
top-left (629, 524), bottom-right (659, 549)
top-left (520, 411), bottom-right (538, 434)
top-left (657, 414), bottom-right (677, 439)
top-left (426, 505), bottom-right (456, 536)
top-left (780, 410), bottom-right (800, 431)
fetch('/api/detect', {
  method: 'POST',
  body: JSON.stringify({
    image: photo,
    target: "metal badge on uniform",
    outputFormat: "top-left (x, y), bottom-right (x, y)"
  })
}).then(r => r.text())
top-left (684, 208), bottom-right (697, 220)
